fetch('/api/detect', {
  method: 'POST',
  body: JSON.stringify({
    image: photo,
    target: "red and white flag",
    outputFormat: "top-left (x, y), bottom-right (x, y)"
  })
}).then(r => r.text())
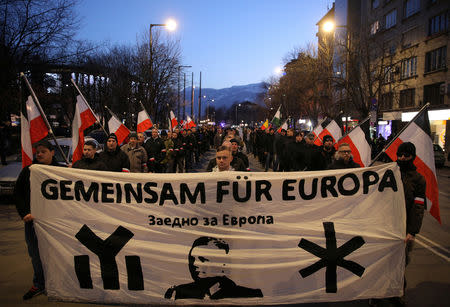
top-left (21, 96), bottom-right (49, 168)
top-left (71, 96), bottom-right (97, 163)
top-left (338, 118), bottom-right (371, 167)
top-left (137, 104), bottom-right (153, 133)
top-left (186, 115), bottom-right (196, 128)
top-left (107, 112), bottom-right (130, 145)
top-left (312, 118), bottom-right (329, 145)
top-left (385, 108), bottom-right (441, 223)
top-left (170, 110), bottom-right (178, 130)
top-left (277, 120), bottom-right (288, 133)
top-left (317, 120), bottom-right (342, 146)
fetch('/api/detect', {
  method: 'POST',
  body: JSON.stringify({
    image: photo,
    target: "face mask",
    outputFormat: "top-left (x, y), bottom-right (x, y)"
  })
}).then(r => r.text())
top-left (397, 159), bottom-right (414, 171)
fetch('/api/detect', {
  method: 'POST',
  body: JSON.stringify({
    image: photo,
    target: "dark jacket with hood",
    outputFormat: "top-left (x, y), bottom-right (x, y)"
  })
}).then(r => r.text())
top-left (99, 146), bottom-right (130, 172)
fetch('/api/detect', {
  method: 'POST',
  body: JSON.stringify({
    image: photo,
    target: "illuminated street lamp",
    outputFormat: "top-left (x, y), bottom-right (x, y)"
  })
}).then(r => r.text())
top-left (321, 20), bottom-right (350, 132)
top-left (149, 19), bottom-right (177, 118)
top-left (235, 103), bottom-right (241, 125)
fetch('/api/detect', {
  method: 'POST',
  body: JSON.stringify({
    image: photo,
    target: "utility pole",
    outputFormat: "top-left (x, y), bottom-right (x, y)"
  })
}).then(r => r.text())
top-left (190, 72), bottom-right (194, 121)
top-left (198, 71), bottom-right (202, 123)
top-left (183, 73), bottom-right (186, 120)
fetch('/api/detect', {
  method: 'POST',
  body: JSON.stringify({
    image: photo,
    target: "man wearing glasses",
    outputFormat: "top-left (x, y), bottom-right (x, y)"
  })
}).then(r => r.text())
top-left (328, 143), bottom-right (360, 169)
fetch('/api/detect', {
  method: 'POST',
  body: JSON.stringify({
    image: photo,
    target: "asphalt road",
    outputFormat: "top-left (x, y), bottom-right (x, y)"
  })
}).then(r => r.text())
top-left (0, 151), bottom-right (448, 306)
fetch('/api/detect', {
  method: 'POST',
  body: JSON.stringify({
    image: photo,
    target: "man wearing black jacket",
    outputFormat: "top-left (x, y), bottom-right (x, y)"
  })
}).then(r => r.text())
top-left (98, 133), bottom-right (130, 172)
top-left (14, 140), bottom-right (61, 300)
top-left (230, 138), bottom-right (249, 170)
top-left (144, 128), bottom-right (165, 173)
top-left (72, 140), bottom-right (108, 171)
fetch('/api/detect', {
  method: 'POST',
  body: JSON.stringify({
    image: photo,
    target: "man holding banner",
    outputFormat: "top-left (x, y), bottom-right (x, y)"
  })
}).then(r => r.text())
top-left (14, 140), bottom-right (61, 300)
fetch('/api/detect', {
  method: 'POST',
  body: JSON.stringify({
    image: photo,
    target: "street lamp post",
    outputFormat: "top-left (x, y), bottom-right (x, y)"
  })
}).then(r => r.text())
top-left (149, 19), bottom-right (176, 120)
top-left (322, 21), bottom-right (350, 133)
top-left (235, 103), bottom-right (241, 125)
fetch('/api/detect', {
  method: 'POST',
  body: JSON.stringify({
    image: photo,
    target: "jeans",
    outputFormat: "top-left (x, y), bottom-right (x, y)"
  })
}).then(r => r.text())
top-left (25, 221), bottom-right (45, 289)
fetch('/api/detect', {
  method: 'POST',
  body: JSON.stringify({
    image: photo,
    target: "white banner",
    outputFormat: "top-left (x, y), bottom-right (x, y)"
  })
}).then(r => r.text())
top-left (30, 163), bottom-right (406, 305)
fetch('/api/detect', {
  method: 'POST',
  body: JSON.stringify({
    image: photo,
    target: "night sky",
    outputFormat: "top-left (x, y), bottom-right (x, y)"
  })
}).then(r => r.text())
top-left (76, 0), bottom-right (332, 89)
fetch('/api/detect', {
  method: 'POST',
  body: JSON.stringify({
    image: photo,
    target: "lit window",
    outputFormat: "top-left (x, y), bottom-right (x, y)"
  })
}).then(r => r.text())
top-left (401, 57), bottom-right (417, 79)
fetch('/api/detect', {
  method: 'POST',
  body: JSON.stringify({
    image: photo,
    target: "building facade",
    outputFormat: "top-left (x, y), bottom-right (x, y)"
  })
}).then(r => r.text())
top-left (318, 0), bottom-right (449, 150)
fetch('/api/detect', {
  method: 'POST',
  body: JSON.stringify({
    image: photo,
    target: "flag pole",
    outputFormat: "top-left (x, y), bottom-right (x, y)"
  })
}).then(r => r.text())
top-left (20, 73), bottom-right (70, 165)
top-left (70, 79), bottom-right (108, 135)
top-left (337, 116), bottom-right (370, 143)
top-left (369, 103), bottom-right (430, 166)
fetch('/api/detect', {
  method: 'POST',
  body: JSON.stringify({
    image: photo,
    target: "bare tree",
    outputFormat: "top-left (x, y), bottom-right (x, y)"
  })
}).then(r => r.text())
top-left (0, 0), bottom-right (92, 119)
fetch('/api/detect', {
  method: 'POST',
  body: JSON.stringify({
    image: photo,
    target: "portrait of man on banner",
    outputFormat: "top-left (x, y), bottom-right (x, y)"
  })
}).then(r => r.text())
top-left (165, 236), bottom-right (263, 300)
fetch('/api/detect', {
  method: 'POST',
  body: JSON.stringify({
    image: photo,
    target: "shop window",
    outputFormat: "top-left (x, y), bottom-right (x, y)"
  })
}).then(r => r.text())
top-left (401, 56), bottom-right (417, 79)
top-left (425, 46), bottom-right (447, 73)
top-left (428, 12), bottom-right (448, 36)
top-left (399, 88), bottom-right (415, 108)
top-left (385, 10), bottom-right (397, 29)
top-left (380, 92), bottom-right (394, 110)
top-left (401, 27), bottom-right (420, 48)
top-left (424, 82), bottom-right (444, 106)
top-left (403, 0), bottom-right (420, 18)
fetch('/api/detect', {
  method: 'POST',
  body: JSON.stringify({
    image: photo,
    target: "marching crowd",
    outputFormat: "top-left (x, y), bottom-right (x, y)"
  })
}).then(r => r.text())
top-left (68, 125), bottom-right (365, 174)
top-left (14, 124), bottom-right (426, 307)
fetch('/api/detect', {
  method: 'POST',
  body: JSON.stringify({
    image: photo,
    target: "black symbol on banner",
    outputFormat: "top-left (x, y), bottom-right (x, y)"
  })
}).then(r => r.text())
top-left (74, 224), bottom-right (144, 290)
top-left (298, 222), bottom-right (365, 293)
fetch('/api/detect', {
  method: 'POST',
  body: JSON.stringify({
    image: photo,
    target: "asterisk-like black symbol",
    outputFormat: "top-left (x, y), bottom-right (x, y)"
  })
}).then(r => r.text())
top-left (298, 222), bottom-right (365, 293)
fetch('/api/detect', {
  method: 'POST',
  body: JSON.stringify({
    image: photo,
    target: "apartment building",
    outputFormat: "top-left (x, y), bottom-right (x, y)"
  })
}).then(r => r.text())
top-left (318, 0), bottom-right (449, 149)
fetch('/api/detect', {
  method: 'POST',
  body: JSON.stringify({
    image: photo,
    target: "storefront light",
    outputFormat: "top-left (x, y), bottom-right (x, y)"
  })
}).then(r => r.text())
top-left (402, 109), bottom-right (450, 122)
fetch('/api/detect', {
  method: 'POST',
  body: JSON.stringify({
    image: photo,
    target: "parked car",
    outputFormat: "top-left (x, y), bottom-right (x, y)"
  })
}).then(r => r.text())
top-left (0, 137), bottom-right (101, 197)
top-left (434, 144), bottom-right (445, 168)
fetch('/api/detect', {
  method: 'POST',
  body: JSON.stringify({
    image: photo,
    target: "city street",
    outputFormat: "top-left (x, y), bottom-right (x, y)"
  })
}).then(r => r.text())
top-left (0, 153), bottom-right (449, 306)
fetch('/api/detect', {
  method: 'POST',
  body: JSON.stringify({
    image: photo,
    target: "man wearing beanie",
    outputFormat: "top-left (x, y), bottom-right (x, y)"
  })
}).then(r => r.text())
top-left (99, 133), bottom-right (130, 172)
top-left (121, 132), bottom-right (148, 173)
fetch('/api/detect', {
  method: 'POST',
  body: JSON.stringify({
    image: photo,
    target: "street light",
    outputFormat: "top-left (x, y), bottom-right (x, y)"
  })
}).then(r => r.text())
top-left (321, 20), bottom-right (350, 133)
top-left (204, 97), bottom-right (214, 121)
top-left (235, 103), bottom-right (241, 125)
top-left (149, 19), bottom-right (177, 119)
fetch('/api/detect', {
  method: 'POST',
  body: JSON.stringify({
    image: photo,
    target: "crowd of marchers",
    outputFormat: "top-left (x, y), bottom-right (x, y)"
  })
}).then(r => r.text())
top-left (69, 125), bottom-right (361, 174)
top-left (14, 123), bottom-right (426, 307)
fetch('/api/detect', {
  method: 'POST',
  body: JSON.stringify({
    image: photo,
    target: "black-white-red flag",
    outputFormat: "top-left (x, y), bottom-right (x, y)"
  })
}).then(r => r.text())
top-left (385, 107), bottom-right (441, 223)
top-left (337, 118), bottom-right (371, 167)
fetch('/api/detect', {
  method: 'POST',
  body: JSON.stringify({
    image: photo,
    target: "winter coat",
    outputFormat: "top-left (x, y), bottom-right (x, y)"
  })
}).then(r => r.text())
top-left (328, 157), bottom-right (360, 169)
top-left (98, 147), bottom-right (130, 172)
top-left (121, 144), bottom-right (148, 173)
top-left (400, 164), bottom-right (426, 235)
top-left (144, 137), bottom-right (165, 163)
top-left (72, 153), bottom-right (108, 171)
